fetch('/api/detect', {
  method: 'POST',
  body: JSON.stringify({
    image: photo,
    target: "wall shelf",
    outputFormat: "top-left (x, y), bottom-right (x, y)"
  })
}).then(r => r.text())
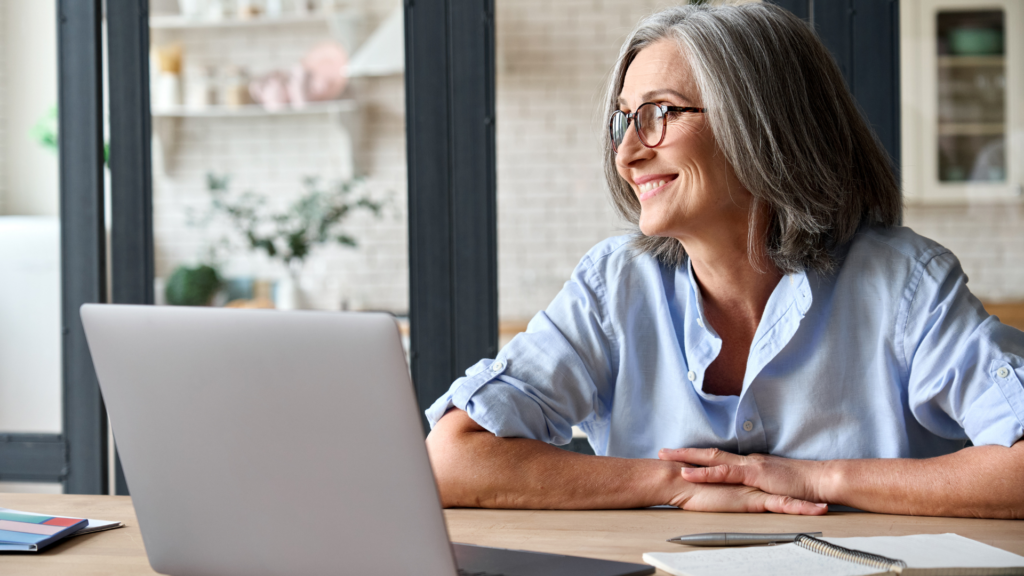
top-left (150, 14), bottom-right (331, 30)
top-left (152, 100), bottom-right (356, 118)
top-left (148, 8), bottom-right (371, 178)
top-left (937, 55), bottom-right (1005, 67)
top-left (151, 100), bottom-right (363, 178)
top-left (149, 11), bottom-right (364, 55)
top-left (937, 122), bottom-right (1005, 135)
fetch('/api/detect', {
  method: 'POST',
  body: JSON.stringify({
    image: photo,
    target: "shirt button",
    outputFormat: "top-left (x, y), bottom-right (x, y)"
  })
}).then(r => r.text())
top-left (491, 360), bottom-right (505, 372)
top-left (697, 317), bottom-right (704, 328)
top-left (997, 367), bottom-right (1011, 379)
top-left (687, 371), bottom-right (697, 382)
top-left (743, 420), bottom-right (754, 432)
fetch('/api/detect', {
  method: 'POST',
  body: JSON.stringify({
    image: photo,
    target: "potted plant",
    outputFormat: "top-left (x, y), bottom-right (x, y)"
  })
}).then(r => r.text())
top-left (191, 173), bottom-right (385, 309)
top-left (164, 264), bottom-right (222, 306)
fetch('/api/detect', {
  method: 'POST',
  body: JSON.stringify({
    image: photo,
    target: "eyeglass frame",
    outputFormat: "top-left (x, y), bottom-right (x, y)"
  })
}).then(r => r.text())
top-left (608, 103), bottom-right (707, 153)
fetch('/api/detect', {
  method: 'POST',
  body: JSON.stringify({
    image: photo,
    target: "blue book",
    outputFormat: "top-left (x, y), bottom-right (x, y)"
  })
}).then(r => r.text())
top-left (0, 508), bottom-right (89, 552)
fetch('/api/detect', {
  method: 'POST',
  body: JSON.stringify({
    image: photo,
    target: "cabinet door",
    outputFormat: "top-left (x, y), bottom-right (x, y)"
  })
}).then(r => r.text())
top-left (902, 0), bottom-right (1023, 203)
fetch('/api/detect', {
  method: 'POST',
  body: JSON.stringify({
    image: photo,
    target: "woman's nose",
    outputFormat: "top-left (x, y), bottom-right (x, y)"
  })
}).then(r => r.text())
top-left (615, 125), bottom-right (653, 167)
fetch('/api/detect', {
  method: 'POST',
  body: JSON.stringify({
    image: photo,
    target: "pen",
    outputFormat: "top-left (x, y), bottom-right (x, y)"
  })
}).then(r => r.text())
top-left (667, 532), bottom-right (823, 546)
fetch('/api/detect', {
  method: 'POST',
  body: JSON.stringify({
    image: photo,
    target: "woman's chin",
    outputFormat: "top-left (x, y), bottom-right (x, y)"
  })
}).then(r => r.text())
top-left (638, 218), bottom-right (669, 238)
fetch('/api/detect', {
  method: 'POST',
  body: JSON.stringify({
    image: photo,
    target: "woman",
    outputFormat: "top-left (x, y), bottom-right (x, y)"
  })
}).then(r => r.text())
top-left (425, 4), bottom-right (1024, 518)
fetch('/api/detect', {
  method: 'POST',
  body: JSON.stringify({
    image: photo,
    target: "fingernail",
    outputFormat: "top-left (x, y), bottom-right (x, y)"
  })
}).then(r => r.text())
top-left (815, 503), bottom-right (827, 508)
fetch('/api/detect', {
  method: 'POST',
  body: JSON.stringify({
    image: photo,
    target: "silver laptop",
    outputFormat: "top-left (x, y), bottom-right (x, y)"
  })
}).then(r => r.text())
top-left (81, 305), bottom-right (653, 576)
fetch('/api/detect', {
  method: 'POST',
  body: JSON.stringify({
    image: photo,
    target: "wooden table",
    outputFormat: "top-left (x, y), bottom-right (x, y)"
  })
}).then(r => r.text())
top-left (2, 493), bottom-right (1022, 574)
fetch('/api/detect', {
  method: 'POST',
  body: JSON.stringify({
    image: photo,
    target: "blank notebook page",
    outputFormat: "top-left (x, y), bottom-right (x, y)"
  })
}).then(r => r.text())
top-left (642, 533), bottom-right (1024, 576)
top-left (820, 534), bottom-right (1024, 570)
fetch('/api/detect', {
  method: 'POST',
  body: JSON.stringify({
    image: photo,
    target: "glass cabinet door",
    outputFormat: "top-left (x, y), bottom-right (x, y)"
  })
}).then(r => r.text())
top-left (936, 10), bottom-right (1006, 184)
top-left (902, 0), bottom-right (1023, 202)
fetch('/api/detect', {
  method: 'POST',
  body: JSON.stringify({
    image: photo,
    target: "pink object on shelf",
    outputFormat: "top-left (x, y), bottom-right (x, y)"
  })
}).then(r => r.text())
top-left (302, 42), bottom-right (348, 102)
top-left (248, 42), bottom-right (348, 111)
top-left (249, 71), bottom-right (290, 111)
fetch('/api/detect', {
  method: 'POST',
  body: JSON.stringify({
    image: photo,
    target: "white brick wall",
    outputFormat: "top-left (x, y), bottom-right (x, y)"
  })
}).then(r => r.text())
top-left (152, 0), bottom-right (684, 317)
top-left (152, 0), bottom-right (1024, 323)
top-left (495, 0), bottom-right (1024, 316)
top-left (495, 0), bottom-right (684, 320)
top-left (151, 2), bottom-right (407, 312)
top-left (905, 204), bottom-right (1024, 303)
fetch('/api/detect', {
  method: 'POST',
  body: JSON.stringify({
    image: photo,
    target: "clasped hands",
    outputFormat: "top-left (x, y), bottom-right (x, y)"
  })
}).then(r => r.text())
top-left (658, 447), bottom-right (833, 516)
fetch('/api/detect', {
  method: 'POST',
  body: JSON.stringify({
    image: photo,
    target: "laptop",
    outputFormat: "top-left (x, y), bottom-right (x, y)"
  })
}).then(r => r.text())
top-left (81, 305), bottom-right (653, 576)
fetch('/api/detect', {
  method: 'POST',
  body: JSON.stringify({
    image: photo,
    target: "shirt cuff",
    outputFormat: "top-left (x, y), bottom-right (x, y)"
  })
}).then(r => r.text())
top-left (424, 358), bottom-right (507, 430)
top-left (962, 359), bottom-right (1024, 447)
top-left (423, 357), bottom-right (572, 444)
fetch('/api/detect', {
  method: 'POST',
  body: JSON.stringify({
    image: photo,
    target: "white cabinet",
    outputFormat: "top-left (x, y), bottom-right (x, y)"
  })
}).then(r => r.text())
top-left (901, 0), bottom-right (1024, 203)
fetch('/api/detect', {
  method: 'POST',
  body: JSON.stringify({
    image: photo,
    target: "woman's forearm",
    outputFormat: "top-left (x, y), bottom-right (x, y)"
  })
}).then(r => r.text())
top-left (426, 409), bottom-right (829, 515)
top-left (425, 409), bottom-right (682, 509)
top-left (823, 441), bottom-right (1024, 518)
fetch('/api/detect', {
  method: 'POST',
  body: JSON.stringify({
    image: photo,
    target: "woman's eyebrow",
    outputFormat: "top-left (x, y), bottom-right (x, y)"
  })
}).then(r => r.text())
top-left (616, 88), bottom-right (695, 108)
top-left (642, 89), bottom-right (693, 104)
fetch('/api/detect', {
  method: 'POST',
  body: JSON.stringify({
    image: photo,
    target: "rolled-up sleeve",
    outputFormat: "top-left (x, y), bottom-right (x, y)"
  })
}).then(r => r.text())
top-left (903, 252), bottom-right (1024, 447)
top-left (425, 252), bottom-right (618, 446)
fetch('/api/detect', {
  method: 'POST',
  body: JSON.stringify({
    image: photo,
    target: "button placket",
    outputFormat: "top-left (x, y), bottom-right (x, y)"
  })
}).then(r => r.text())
top-left (736, 396), bottom-right (768, 454)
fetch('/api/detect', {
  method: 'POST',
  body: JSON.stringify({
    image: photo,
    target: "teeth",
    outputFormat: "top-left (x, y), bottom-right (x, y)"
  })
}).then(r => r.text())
top-left (639, 180), bottom-right (666, 193)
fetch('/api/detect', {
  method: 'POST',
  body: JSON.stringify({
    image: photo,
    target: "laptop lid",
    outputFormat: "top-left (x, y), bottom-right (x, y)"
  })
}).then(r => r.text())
top-left (82, 305), bottom-right (458, 576)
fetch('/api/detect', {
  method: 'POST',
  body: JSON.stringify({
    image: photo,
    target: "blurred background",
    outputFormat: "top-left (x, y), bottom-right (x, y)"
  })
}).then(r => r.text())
top-left (0, 0), bottom-right (1021, 493)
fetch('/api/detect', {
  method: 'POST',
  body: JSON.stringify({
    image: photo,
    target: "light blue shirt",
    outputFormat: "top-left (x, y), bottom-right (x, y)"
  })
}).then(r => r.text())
top-left (425, 227), bottom-right (1024, 460)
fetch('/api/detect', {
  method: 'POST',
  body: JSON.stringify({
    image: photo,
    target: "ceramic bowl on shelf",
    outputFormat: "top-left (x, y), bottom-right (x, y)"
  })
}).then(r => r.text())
top-left (949, 27), bottom-right (1003, 56)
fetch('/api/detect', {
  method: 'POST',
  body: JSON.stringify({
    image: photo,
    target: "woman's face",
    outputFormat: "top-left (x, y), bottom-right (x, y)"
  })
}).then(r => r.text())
top-left (615, 39), bottom-right (751, 245)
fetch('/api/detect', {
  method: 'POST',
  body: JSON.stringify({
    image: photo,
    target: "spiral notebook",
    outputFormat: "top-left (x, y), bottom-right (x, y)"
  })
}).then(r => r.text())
top-left (643, 533), bottom-right (1024, 576)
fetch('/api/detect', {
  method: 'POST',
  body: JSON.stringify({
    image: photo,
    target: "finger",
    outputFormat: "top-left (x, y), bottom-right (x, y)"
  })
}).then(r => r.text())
top-left (681, 464), bottom-right (749, 485)
top-left (677, 484), bottom-right (829, 515)
top-left (762, 494), bottom-right (829, 516)
top-left (658, 447), bottom-right (743, 466)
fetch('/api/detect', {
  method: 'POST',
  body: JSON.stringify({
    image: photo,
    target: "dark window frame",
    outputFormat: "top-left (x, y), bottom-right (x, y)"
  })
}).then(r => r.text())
top-left (57, 0), bottom-right (108, 494)
top-left (106, 0), bottom-right (155, 496)
top-left (404, 0), bottom-right (498, 428)
top-left (770, 0), bottom-right (901, 169)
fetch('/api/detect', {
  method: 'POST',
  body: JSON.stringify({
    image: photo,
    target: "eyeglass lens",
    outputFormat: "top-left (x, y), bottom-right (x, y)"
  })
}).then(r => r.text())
top-left (610, 103), bottom-right (665, 152)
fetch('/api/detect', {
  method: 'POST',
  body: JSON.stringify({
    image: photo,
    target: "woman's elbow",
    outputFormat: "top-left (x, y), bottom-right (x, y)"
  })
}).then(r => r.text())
top-left (425, 409), bottom-right (488, 507)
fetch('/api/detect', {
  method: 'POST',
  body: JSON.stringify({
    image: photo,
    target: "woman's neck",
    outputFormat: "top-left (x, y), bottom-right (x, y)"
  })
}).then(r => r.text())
top-left (683, 233), bottom-right (783, 330)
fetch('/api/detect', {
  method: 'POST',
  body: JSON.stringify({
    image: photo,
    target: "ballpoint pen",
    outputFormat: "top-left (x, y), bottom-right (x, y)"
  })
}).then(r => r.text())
top-left (667, 532), bottom-right (823, 546)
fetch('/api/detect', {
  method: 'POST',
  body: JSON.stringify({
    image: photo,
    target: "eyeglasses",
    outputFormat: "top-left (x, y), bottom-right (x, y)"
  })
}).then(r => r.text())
top-left (608, 103), bottom-right (706, 153)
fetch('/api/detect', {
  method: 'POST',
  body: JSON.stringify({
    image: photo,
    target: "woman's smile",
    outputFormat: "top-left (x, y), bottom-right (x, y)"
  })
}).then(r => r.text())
top-left (635, 174), bottom-right (677, 200)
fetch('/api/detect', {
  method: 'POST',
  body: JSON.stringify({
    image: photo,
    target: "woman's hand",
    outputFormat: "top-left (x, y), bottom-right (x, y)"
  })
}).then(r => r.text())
top-left (664, 472), bottom-right (829, 515)
top-left (659, 447), bottom-right (833, 506)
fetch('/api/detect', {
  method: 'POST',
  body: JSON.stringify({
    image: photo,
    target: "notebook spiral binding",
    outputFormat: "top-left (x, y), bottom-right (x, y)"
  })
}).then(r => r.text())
top-left (794, 534), bottom-right (908, 574)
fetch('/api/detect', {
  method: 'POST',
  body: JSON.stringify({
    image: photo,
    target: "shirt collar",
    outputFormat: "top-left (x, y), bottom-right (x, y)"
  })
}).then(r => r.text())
top-left (683, 256), bottom-right (814, 394)
top-left (684, 257), bottom-right (813, 321)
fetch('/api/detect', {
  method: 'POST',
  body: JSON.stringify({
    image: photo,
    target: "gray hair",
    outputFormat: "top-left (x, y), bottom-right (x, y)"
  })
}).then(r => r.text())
top-left (603, 3), bottom-right (902, 274)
